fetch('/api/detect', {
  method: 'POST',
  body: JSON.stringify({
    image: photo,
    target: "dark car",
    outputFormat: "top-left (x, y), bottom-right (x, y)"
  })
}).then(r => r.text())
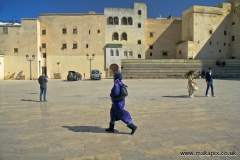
top-left (67, 71), bottom-right (82, 81)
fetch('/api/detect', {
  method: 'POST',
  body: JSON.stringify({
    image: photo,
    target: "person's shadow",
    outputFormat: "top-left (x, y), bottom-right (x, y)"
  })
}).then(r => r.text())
top-left (21, 99), bottom-right (40, 102)
top-left (62, 126), bottom-right (129, 134)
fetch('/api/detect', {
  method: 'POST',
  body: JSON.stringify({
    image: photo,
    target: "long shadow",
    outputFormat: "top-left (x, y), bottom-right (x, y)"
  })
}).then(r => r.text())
top-left (62, 126), bottom-right (129, 134)
top-left (21, 99), bottom-right (40, 102)
top-left (162, 95), bottom-right (189, 98)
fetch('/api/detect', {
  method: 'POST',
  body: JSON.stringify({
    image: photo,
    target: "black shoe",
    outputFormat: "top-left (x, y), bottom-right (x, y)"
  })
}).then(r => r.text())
top-left (105, 122), bottom-right (115, 132)
top-left (127, 123), bottom-right (137, 135)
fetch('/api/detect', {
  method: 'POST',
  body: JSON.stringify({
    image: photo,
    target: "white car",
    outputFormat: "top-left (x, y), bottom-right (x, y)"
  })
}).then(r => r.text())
top-left (91, 69), bottom-right (102, 80)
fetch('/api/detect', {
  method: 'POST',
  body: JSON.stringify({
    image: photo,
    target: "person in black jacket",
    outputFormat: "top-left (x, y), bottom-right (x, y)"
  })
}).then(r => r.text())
top-left (38, 73), bottom-right (48, 102)
top-left (205, 68), bottom-right (216, 97)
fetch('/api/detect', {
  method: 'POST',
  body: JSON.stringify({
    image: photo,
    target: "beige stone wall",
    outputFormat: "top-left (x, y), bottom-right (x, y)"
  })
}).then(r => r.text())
top-left (145, 18), bottom-right (181, 59)
top-left (0, 19), bottom-right (41, 80)
top-left (0, 55), bottom-right (4, 79)
top-left (180, 3), bottom-right (235, 59)
top-left (232, 5), bottom-right (240, 58)
top-left (38, 14), bottom-right (106, 79)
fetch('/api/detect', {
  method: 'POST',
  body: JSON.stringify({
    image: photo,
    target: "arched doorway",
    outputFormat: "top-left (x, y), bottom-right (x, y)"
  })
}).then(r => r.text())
top-left (109, 64), bottom-right (119, 77)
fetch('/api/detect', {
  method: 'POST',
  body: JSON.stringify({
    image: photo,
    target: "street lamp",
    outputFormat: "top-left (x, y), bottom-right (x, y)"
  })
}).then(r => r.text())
top-left (26, 54), bottom-right (35, 80)
top-left (86, 53), bottom-right (95, 79)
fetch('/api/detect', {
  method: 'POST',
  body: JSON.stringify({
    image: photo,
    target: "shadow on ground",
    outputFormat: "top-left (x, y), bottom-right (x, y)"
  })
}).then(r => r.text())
top-left (62, 126), bottom-right (129, 134)
top-left (162, 95), bottom-right (189, 98)
top-left (21, 99), bottom-right (40, 102)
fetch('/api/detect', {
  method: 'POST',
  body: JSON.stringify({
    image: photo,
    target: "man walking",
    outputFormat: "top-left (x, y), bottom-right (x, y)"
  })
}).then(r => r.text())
top-left (38, 73), bottom-right (48, 102)
top-left (205, 68), bottom-right (216, 97)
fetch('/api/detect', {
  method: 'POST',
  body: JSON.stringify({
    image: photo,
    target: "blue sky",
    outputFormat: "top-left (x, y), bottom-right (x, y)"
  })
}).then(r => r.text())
top-left (0, 0), bottom-right (224, 22)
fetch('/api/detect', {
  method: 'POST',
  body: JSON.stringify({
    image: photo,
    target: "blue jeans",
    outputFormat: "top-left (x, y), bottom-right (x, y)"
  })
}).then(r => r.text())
top-left (205, 82), bottom-right (214, 96)
top-left (40, 87), bottom-right (47, 101)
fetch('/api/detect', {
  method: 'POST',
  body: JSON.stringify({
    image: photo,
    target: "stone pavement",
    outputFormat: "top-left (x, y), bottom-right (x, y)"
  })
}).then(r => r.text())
top-left (0, 78), bottom-right (240, 160)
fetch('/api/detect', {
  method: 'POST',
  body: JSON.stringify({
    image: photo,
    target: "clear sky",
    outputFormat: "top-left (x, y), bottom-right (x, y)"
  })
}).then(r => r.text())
top-left (0, 0), bottom-right (224, 22)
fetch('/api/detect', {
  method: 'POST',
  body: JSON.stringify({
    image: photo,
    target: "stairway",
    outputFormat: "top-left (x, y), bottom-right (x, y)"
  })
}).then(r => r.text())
top-left (121, 59), bottom-right (240, 79)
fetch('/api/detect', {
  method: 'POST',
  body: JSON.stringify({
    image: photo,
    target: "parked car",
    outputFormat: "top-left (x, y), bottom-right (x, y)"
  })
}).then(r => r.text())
top-left (91, 69), bottom-right (102, 80)
top-left (67, 71), bottom-right (82, 81)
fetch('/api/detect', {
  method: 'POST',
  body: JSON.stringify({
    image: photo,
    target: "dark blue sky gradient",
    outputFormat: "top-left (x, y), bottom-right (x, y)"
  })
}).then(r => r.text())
top-left (0, 0), bottom-right (224, 22)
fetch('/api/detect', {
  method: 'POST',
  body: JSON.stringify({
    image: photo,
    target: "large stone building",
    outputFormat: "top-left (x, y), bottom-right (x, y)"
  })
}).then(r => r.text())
top-left (104, 3), bottom-right (147, 76)
top-left (0, 1), bottom-right (239, 80)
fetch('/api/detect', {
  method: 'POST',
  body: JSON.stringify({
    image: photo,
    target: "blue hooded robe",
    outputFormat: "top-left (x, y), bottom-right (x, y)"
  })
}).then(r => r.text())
top-left (109, 72), bottom-right (132, 124)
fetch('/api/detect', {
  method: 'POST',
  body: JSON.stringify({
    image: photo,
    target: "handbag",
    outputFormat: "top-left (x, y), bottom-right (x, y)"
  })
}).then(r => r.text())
top-left (193, 83), bottom-right (198, 91)
top-left (114, 83), bottom-right (128, 100)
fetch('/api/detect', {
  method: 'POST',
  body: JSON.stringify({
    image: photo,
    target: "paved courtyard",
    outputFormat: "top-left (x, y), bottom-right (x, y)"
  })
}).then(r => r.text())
top-left (0, 78), bottom-right (240, 160)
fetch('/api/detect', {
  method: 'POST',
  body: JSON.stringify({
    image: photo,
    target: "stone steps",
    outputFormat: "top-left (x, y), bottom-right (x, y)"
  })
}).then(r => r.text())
top-left (121, 59), bottom-right (240, 79)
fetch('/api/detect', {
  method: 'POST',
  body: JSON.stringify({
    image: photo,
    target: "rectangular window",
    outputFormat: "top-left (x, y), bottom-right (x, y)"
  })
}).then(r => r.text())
top-left (43, 53), bottom-right (46, 58)
top-left (86, 44), bottom-right (88, 48)
top-left (224, 30), bottom-right (226, 35)
top-left (73, 28), bottom-right (77, 34)
top-left (232, 22), bottom-right (235, 25)
top-left (209, 30), bottom-right (212, 34)
top-left (179, 50), bottom-right (181, 54)
top-left (162, 52), bottom-right (168, 56)
top-left (149, 45), bottom-right (153, 49)
top-left (98, 30), bottom-right (100, 33)
top-left (62, 43), bottom-right (67, 49)
top-left (42, 30), bottom-right (46, 35)
top-left (234, 10), bottom-right (236, 14)
top-left (150, 32), bottom-right (153, 37)
top-left (62, 28), bottom-right (67, 34)
top-left (42, 43), bottom-right (46, 48)
top-left (3, 27), bottom-right (8, 34)
top-left (232, 36), bottom-right (235, 41)
top-left (219, 50), bottom-right (221, 53)
top-left (89, 30), bottom-right (91, 34)
top-left (210, 41), bottom-right (212, 45)
top-left (129, 51), bottom-right (133, 56)
top-left (124, 51), bottom-right (127, 56)
top-left (14, 48), bottom-right (18, 53)
top-left (224, 43), bottom-right (226, 46)
top-left (73, 43), bottom-right (77, 49)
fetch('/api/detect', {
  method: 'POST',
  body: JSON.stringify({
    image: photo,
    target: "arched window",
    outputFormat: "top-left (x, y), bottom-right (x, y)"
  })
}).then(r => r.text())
top-left (138, 23), bottom-right (141, 28)
top-left (138, 40), bottom-right (141, 44)
top-left (62, 42), bottom-right (67, 49)
top-left (138, 54), bottom-right (141, 58)
top-left (121, 17), bottom-right (127, 25)
top-left (62, 27), bottom-right (67, 34)
top-left (73, 26), bottom-right (77, 34)
top-left (116, 49), bottom-right (119, 56)
top-left (73, 41), bottom-right (77, 49)
top-left (138, 10), bottom-right (142, 15)
top-left (42, 42), bottom-right (46, 48)
top-left (121, 32), bottom-right (127, 41)
top-left (128, 17), bottom-right (133, 25)
top-left (114, 17), bottom-right (119, 25)
top-left (112, 32), bottom-right (119, 41)
top-left (108, 17), bottom-right (113, 25)
top-left (110, 49), bottom-right (114, 56)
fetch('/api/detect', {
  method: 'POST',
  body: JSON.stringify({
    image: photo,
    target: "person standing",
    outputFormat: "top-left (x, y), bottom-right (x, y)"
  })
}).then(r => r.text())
top-left (205, 68), bottom-right (216, 97)
top-left (105, 72), bottom-right (137, 135)
top-left (187, 71), bottom-right (196, 98)
top-left (38, 73), bottom-right (48, 102)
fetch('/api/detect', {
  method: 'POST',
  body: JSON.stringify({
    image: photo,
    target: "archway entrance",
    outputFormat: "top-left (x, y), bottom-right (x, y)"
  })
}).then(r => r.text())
top-left (109, 64), bottom-right (119, 77)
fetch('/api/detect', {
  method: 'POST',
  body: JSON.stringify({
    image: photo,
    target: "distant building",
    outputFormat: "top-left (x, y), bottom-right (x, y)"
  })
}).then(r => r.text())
top-left (0, 1), bottom-right (239, 80)
top-left (104, 3), bottom-right (147, 76)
